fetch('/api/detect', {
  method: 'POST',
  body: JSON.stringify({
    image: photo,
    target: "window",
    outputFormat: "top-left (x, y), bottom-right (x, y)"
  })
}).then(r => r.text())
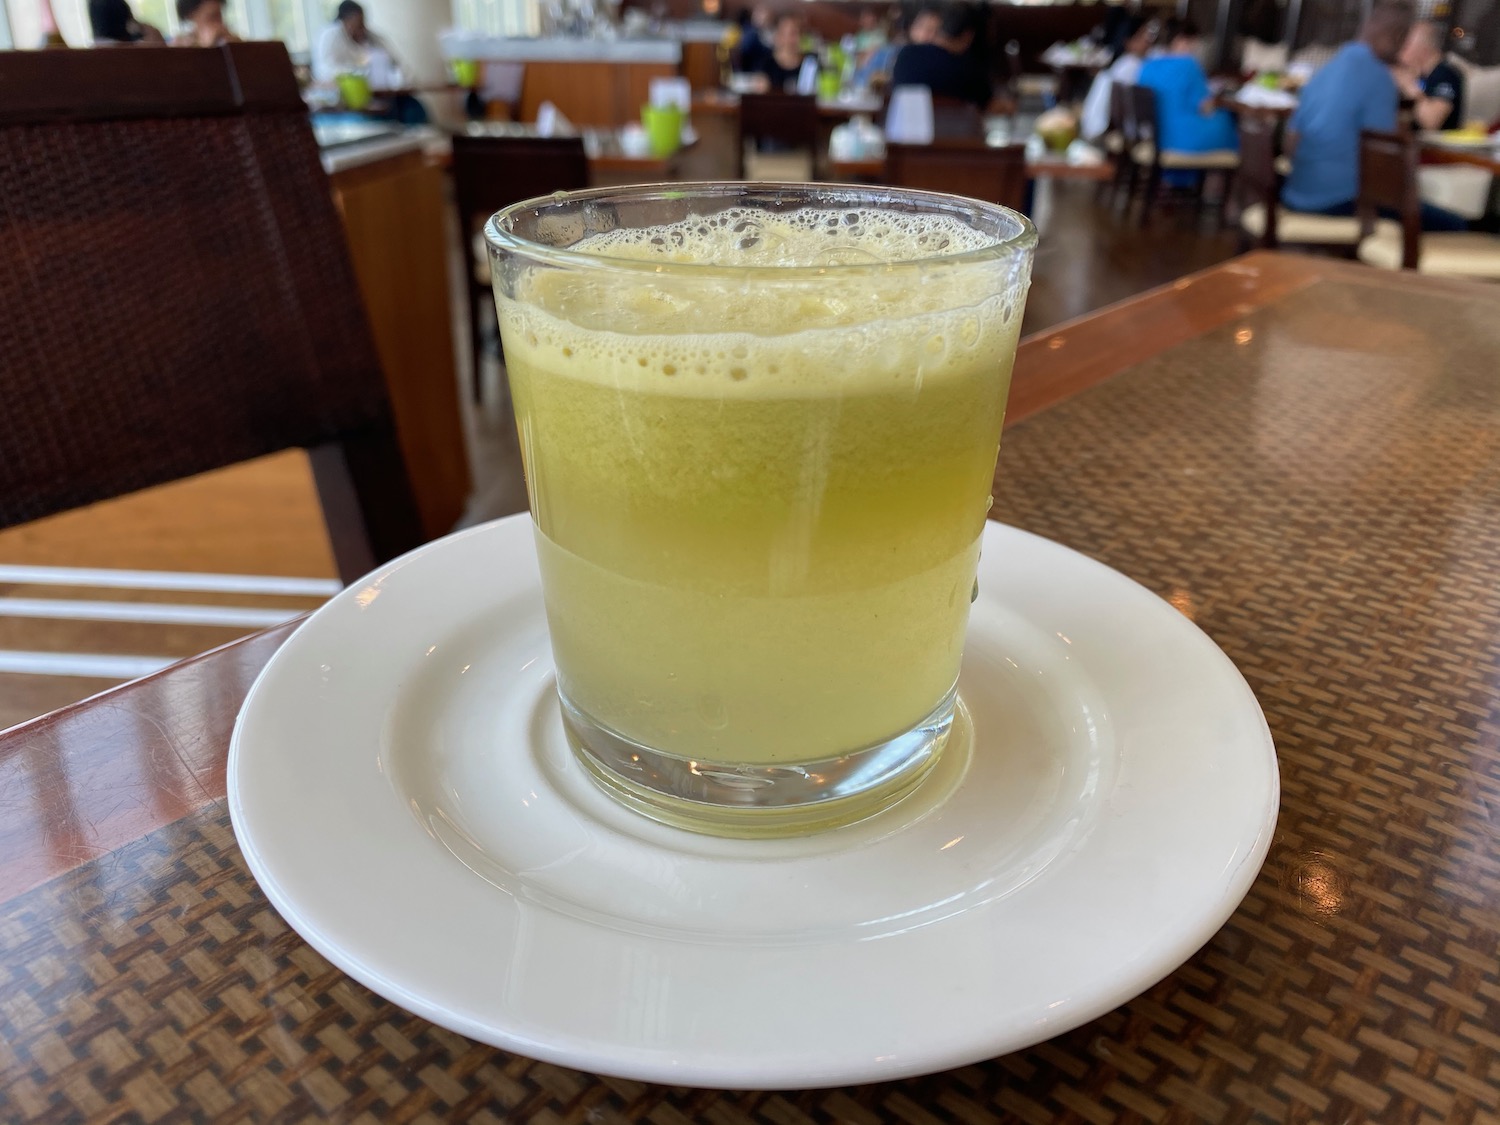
top-left (453, 0), bottom-right (541, 38)
top-left (3, 0), bottom-right (325, 51)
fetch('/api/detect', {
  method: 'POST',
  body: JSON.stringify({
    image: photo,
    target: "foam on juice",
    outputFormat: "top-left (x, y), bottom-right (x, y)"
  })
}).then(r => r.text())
top-left (498, 208), bottom-right (1023, 399)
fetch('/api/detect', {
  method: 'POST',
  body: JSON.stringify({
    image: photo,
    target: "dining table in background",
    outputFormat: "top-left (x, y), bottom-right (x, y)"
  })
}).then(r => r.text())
top-left (436, 120), bottom-right (699, 180)
top-left (827, 147), bottom-right (1116, 186)
top-left (693, 87), bottom-right (887, 121)
top-left (2, 252), bottom-right (1498, 1124)
top-left (1419, 135), bottom-right (1500, 176)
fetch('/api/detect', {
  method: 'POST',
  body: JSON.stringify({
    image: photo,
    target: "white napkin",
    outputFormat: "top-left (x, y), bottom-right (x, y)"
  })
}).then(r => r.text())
top-left (650, 77), bottom-right (692, 112)
top-left (536, 101), bottom-right (575, 137)
top-left (885, 85), bottom-right (934, 145)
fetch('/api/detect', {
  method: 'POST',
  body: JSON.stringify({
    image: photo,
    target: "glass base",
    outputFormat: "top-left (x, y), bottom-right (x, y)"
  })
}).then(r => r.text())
top-left (559, 687), bottom-right (961, 838)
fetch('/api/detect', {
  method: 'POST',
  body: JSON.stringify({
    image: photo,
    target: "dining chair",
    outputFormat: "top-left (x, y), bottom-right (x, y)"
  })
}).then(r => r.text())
top-left (1100, 81), bottom-right (1136, 206)
top-left (887, 141), bottom-right (1029, 213)
top-left (736, 92), bottom-right (820, 179)
top-left (1128, 84), bottom-right (1240, 228)
top-left (1355, 130), bottom-right (1500, 277)
top-left (930, 95), bottom-right (986, 141)
top-left (0, 43), bottom-right (425, 585)
top-left (450, 131), bottom-right (589, 403)
top-left (1235, 113), bottom-right (1365, 253)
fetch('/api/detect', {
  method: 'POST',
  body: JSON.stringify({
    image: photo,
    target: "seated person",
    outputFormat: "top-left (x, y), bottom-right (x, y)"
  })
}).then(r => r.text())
top-left (314, 1), bottom-right (428, 124)
top-left (749, 14), bottom-right (811, 93)
top-left (315, 1), bottom-right (397, 84)
top-left (890, 4), bottom-right (991, 109)
top-left (856, 8), bottom-right (939, 89)
top-left (1136, 19), bottom-right (1237, 162)
top-left (1080, 15), bottom-right (1154, 141)
top-left (735, 5), bottom-right (773, 76)
top-left (89, 0), bottom-right (163, 43)
top-left (171, 0), bottom-right (238, 46)
top-left (854, 8), bottom-right (887, 54)
top-left (1396, 20), bottom-right (1464, 130)
top-left (1282, 1), bottom-right (1467, 230)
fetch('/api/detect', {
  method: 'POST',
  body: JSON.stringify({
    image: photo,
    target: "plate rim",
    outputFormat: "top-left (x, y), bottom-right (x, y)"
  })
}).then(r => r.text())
top-left (228, 514), bottom-right (1279, 1089)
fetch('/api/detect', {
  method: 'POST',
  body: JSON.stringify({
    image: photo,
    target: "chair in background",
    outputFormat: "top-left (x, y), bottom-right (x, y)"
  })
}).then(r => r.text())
top-left (1129, 84), bottom-right (1240, 228)
top-left (737, 92), bottom-right (820, 179)
top-left (450, 131), bottom-right (589, 403)
top-left (930, 95), bottom-right (985, 140)
top-left (1355, 130), bottom-right (1500, 278)
top-left (0, 43), bottom-right (424, 585)
top-left (1100, 81), bottom-right (1136, 205)
top-left (887, 141), bottom-right (1029, 213)
top-left (1235, 113), bottom-right (1366, 253)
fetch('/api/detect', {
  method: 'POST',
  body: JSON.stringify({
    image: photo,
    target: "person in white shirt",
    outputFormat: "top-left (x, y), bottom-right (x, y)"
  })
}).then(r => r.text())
top-left (1080, 16), bottom-right (1154, 141)
top-left (314, 1), bottom-right (398, 85)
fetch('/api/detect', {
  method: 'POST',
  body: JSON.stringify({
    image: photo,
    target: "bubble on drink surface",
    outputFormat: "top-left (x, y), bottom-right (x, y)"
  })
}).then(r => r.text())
top-left (572, 207), bottom-right (998, 267)
top-left (498, 209), bottom-right (1030, 397)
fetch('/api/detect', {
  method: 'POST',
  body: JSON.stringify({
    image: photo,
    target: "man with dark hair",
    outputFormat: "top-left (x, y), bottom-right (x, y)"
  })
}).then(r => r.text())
top-left (314, 1), bottom-right (394, 84)
top-left (314, 1), bottom-right (429, 124)
top-left (1396, 20), bottom-right (1464, 130)
top-left (89, 0), bottom-right (163, 43)
top-left (1282, 0), bottom-right (1466, 230)
top-left (171, 0), bottom-right (238, 45)
top-left (890, 4), bottom-right (991, 108)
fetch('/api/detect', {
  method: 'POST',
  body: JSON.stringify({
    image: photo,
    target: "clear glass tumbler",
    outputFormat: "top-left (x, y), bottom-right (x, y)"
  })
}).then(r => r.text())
top-left (487, 183), bottom-right (1034, 836)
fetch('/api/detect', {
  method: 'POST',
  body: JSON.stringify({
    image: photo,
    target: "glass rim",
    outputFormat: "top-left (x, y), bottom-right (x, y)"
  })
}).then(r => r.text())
top-left (483, 181), bottom-right (1038, 279)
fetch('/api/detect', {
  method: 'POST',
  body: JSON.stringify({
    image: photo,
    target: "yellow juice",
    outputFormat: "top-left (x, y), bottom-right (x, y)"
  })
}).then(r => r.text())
top-left (497, 207), bottom-right (1024, 766)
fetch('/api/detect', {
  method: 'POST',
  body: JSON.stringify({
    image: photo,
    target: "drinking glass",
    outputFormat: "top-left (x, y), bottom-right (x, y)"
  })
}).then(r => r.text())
top-left (486, 183), bottom-right (1034, 836)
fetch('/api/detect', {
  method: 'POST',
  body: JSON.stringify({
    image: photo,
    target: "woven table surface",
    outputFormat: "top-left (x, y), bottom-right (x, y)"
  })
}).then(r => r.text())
top-left (2, 268), bottom-right (1497, 1124)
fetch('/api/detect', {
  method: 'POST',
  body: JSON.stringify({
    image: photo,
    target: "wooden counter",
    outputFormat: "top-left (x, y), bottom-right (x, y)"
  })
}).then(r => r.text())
top-left (443, 38), bottom-right (684, 127)
top-left (327, 145), bottom-right (471, 540)
top-left (519, 59), bottom-right (678, 127)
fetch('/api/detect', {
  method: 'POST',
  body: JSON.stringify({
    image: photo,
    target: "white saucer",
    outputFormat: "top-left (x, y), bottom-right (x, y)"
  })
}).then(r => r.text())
top-left (229, 514), bottom-right (1278, 1090)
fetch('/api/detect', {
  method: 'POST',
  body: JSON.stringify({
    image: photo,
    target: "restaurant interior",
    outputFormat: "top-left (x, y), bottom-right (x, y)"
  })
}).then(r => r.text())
top-left (1, 0), bottom-right (1498, 1117)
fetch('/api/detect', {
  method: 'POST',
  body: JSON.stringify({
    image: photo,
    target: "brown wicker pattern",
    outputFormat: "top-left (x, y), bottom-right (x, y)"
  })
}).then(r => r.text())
top-left (0, 44), bottom-right (422, 577)
top-left (2, 275), bottom-right (1499, 1123)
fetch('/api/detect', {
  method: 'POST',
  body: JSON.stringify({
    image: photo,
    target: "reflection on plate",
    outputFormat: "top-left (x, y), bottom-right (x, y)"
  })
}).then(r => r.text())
top-left (229, 514), bottom-right (1278, 1090)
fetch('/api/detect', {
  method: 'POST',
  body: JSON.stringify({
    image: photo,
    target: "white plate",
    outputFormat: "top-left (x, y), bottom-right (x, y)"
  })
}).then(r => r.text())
top-left (229, 514), bottom-right (1278, 1090)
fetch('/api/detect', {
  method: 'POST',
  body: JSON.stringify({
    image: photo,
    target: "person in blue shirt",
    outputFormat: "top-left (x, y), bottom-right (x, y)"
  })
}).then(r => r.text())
top-left (1137, 18), bottom-right (1238, 182)
top-left (1282, 1), bottom-right (1467, 230)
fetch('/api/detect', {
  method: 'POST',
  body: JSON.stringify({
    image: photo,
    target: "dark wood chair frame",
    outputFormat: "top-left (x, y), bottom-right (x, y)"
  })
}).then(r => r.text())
top-left (449, 132), bottom-right (589, 403)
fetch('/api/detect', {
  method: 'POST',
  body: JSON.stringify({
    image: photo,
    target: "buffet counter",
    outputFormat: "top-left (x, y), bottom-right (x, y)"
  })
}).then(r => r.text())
top-left (440, 30), bottom-right (728, 124)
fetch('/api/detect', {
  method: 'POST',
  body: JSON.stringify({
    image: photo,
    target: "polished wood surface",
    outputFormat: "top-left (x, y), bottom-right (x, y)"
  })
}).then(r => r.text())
top-left (680, 39), bottom-right (721, 91)
top-left (829, 152), bottom-right (1117, 184)
top-left (0, 452), bottom-right (334, 577)
top-left (0, 621), bottom-right (299, 900)
top-left (1420, 140), bottom-right (1500, 174)
top-left (330, 149), bottom-right (471, 540)
top-left (518, 60), bottom-right (678, 127)
top-left (3, 253), bottom-right (1499, 1123)
top-left (0, 43), bottom-right (425, 585)
top-left (0, 452), bottom-right (334, 732)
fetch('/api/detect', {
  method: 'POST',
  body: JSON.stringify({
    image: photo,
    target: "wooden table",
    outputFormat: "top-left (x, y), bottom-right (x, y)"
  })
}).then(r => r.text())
top-left (435, 122), bottom-right (697, 181)
top-left (695, 88), bottom-right (887, 120)
top-left (4, 253), bottom-right (1500, 1124)
top-left (1420, 138), bottom-right (1500, 175)
top-left (827, 151), bottom-right (1116, 184)
top-left (1215, 92), bottom-right (1299, 120)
